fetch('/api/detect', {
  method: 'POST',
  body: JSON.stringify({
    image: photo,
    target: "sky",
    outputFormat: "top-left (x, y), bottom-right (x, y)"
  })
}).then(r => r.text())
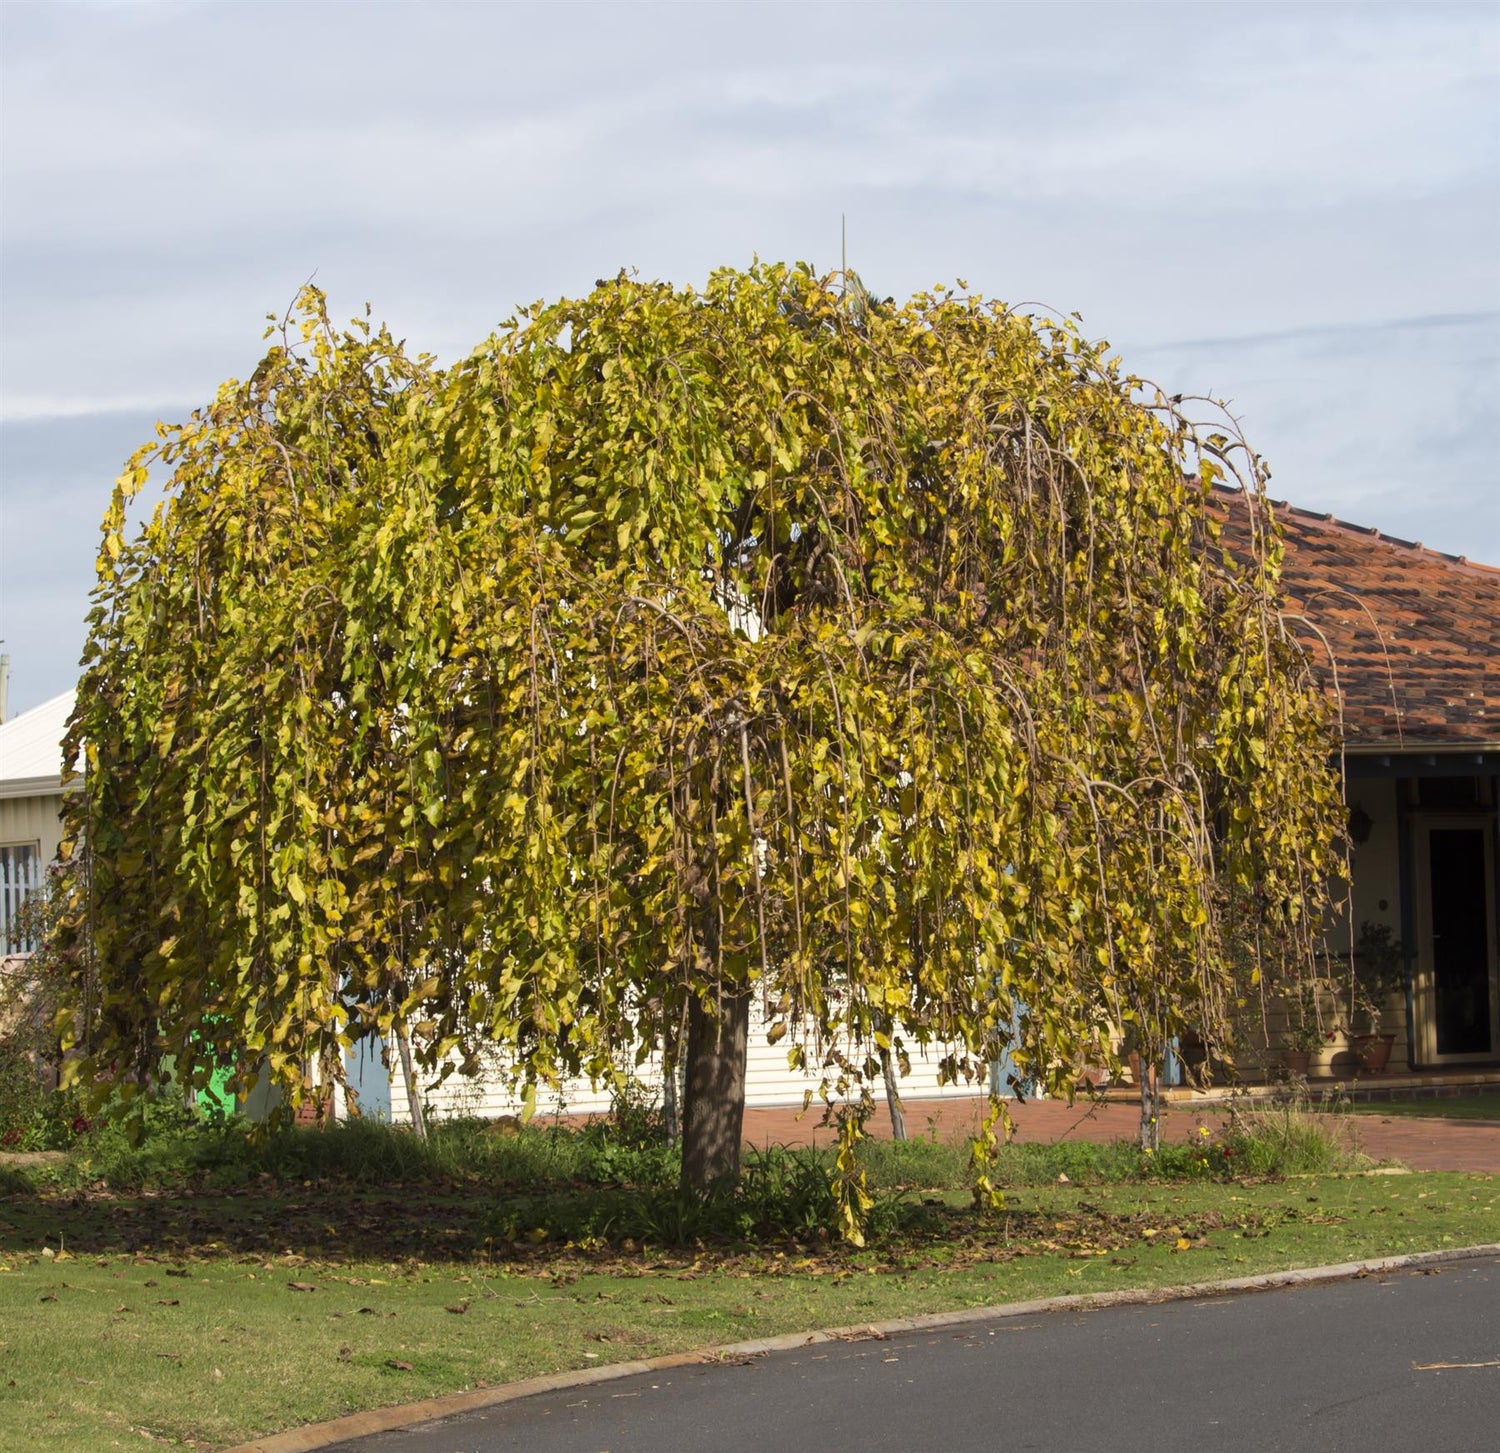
top-left (1, 0), bottom-right (1497, 717)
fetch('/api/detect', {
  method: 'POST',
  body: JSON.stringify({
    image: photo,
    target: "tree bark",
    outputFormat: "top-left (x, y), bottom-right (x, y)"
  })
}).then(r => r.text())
top-left (1138, 1057), bottom-right (1160, 1152)
top-left (662, 1001), bottom-right (690, 1145)
top-left (661, 1050), bottom-right (680, 1145)
top-left (394, 1022), bottom-right (428, 1142)
top-left (880, 1046), bottom-right (908, 1141)
top-left (680, 988), bottom-right (752, 1189)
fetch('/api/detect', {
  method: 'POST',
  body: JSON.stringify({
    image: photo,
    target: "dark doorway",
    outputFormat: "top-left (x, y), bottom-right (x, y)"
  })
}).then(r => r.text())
top-left (1429, 827), bottom-right (1493, 1056)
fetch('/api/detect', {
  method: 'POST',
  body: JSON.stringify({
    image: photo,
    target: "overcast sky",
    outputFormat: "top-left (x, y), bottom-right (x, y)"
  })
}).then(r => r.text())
top-left (2, 0), bottom-right (1497, 716)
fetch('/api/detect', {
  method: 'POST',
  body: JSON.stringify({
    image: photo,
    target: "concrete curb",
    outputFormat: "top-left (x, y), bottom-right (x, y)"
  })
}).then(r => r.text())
top-left (224, 1241), bottom-right (1500, 1453)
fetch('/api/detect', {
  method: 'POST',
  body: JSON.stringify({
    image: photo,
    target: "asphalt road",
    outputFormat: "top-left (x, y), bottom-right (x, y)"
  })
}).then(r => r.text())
top-left (327, 1257), bottom-right (1500, 1453)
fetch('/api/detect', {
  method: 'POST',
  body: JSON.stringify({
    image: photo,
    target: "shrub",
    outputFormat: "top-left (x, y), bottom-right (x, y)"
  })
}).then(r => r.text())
top-left (1221, 1090), bottom-right (1366, 1176)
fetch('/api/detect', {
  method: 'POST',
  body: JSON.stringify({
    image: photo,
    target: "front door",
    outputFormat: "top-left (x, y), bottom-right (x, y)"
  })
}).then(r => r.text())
top-left (1412, 816), bottom-right (1499, 1064)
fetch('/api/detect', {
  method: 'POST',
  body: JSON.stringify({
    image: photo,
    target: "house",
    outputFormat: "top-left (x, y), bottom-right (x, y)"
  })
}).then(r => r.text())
top-left (0, 690), bottom-right (75, 961)
top-left (1218, 489), bottom-right (1499, 1074)
top-left (12, 485), bottom-right (1496, 1123)
top-left (413, 492), bottom-right (1499, 1122)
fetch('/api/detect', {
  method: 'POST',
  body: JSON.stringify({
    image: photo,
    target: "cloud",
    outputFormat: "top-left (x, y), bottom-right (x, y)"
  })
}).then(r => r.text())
top-left (1132, 310), bottom-right (1500, 561)
top-left (1, 1), bottom-right (1495, 709)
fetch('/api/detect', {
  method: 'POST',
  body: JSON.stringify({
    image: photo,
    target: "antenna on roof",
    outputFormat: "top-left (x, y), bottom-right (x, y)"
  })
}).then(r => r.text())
top-left (0, 653), bottom-right (9, 725)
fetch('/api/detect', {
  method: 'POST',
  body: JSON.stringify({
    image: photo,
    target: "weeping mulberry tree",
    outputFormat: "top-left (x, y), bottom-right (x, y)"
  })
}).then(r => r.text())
top-left (59, 267), bottom-right (1345, 1220)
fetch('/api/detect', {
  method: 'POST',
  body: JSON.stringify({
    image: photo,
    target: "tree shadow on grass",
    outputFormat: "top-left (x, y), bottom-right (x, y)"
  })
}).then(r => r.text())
top-left (0, 1179), bottom-right (1248, 1276)
top-left (0, 1186), bottom-right (515, 1265)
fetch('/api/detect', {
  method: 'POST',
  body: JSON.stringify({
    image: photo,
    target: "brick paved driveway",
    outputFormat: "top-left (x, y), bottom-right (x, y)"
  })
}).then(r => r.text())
top-left (740, 1095), bottom-right (1500, 1173)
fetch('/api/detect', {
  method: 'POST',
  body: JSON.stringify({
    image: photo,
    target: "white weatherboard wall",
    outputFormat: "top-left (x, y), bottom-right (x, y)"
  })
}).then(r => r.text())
top-left (1, 691), bottom-right (76, 954)
top-left (391, 998), bottom-right (984, 1125)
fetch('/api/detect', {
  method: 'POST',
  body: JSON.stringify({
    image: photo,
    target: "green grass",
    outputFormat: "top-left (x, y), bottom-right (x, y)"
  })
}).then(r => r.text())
top-left (2, 1168), bottom-right (1497, 1451)
top-left (0, 1103), bottom-right (1487, 1450)
top-left (1348, 1092), bottom-right (1500, 1122)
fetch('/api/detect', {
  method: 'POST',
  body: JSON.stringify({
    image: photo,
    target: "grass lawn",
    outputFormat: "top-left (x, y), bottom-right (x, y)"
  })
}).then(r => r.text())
top-left (1348, 1092), bottom-right (1500, 1122)
top-left (2, 1170), bottom-right (1497, 1451)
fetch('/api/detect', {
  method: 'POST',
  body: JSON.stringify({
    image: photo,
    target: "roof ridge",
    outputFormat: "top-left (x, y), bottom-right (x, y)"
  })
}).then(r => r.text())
top-left (1209, 483), bottom-right (1500, 577)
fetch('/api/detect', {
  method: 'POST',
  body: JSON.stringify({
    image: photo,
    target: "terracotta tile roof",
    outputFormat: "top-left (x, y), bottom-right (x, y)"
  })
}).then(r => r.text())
top-left (1213, 488), bottom-right (1500, 749)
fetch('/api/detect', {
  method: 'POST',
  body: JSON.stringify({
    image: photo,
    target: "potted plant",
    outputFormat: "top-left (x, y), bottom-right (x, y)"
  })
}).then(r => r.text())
top-left (1077, 1037), bottom-right (1112, 1089)
top-left (1279, 982), bottom-right (1335, 1078)
top-left (1349, 921), bottom-right (1410, 1074)
top-left (1279, 1017), bottom-right (1324, 1078)
top-left (1121, 1021), bottom-right (1154, 1092)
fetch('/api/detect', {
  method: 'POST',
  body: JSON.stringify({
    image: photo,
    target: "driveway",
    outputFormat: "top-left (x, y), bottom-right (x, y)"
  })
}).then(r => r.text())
top-left (740, 1095), bottom-right (1500, 1173)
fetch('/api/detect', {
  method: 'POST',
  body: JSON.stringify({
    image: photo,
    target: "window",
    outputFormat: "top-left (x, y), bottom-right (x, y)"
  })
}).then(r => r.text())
top-left (1413, 776), bottom-right (1492, 810)
top-left (1, 844), bottom-right (43, 955)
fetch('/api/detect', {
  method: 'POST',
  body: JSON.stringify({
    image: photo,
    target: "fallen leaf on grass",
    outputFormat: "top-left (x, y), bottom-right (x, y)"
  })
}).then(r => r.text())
top-left (445, 1301), bottom-right (469, 1315)
top-left (38, 1293), bottom-right (57, 1303)
top-left (385, 1360), bottom-right (413, 1371)
top-left (287, 1281), bottom-right (318, 1292)
top-left (155, 1298), bottom-right (181, 1307)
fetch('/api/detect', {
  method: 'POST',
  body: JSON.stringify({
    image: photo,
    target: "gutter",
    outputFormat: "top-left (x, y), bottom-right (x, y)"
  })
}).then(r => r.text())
top-left (0, 775), bottom-right (67, 801)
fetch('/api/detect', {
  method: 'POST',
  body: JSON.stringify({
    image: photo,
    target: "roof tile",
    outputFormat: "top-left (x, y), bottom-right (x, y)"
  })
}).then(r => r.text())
top-left (1215, 489), bottom-right (1500, 748)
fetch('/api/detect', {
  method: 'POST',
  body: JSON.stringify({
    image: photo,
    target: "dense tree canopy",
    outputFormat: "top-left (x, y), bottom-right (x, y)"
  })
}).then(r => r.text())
top-left (59, 267), bottom-right (1346, 1215)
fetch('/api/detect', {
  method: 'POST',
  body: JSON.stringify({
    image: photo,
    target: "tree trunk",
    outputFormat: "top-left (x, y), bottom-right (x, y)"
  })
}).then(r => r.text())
top-left (662, 1001), bottom-right (690, 1145)
top-left (661, 1051), bottom-right (680, 1145)
top-left (680, 988), bottom-right (752, 1190)
top-left (394, 1022), bottom-right (428, 1142)
top-left (1138, 1057), bottom-right (1160, 1153)
top-left (880, 1046), bottom-right (908, 1141)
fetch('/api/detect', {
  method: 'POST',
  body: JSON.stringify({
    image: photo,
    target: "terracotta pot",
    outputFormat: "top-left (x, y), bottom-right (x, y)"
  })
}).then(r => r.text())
top-left (1352, 1032), bottom-right (1396, 1074)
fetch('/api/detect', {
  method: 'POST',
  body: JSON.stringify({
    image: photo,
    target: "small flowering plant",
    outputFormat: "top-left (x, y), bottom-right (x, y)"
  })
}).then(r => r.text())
top-left (1143, 1123), bottom-right (1238, 1180)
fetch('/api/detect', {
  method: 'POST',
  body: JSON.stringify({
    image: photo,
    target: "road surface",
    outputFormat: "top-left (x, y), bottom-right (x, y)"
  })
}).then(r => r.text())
top-left (325, 1255), bottom-right (1499, 1453)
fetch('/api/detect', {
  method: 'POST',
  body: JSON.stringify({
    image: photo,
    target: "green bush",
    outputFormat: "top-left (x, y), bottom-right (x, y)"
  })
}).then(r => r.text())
top-left (1221, 1094), bottom-right (1366, 1176)
top-left (485, 1143), bottom-right (934, 1247)
top-left (2, 1077), bottom-right (1372, 1249)
top-left (0, 1072), bottom-right (93, 1153)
